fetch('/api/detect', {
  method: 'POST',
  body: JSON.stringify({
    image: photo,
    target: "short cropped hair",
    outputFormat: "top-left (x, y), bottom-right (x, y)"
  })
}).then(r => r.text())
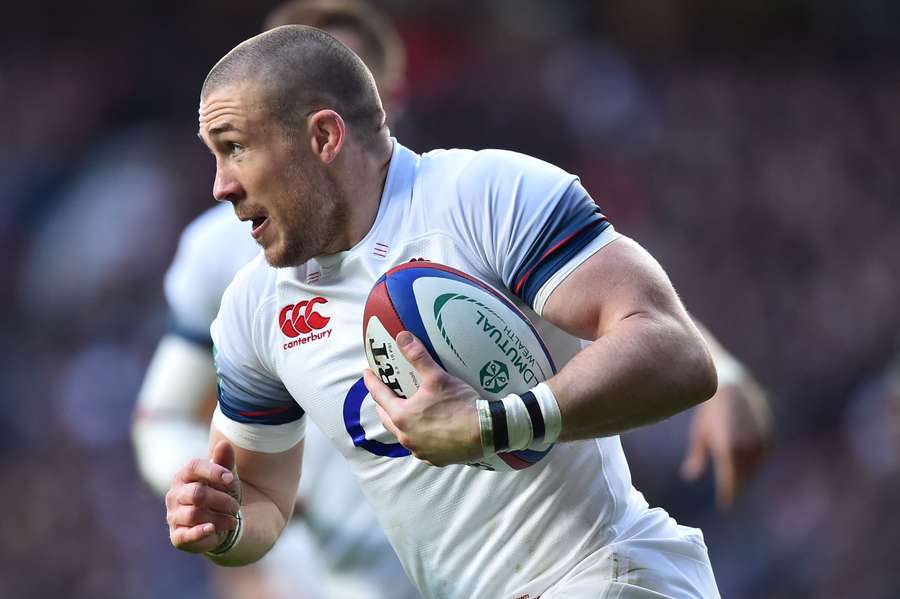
top-left (201, 25), bottom-right (385, 145)
top-left (263, 0), bottom-right (405, 94)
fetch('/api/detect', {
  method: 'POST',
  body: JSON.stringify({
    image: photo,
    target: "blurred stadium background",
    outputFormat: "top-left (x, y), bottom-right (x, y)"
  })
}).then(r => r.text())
top-left (2, 1), bottom-right (899, 597)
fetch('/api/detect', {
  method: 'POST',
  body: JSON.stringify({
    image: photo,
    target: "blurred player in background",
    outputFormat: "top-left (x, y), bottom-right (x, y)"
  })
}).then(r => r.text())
top-left (132, 2), bottom-right (417, 598)
top-left (136, 1), bottom-right (769, 597)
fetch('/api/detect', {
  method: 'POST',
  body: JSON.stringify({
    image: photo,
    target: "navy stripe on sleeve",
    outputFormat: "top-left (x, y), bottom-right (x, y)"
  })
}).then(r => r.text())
top-left (513, 212), bottom-right (610, 307)
top-left (213, 344), bottom-right (304, 426)
top-left (217, 383), bottom-right (305, 425)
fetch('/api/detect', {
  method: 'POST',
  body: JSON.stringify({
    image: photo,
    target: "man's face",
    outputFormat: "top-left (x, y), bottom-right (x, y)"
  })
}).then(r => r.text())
top-left (198, 82), bottom-right (345, 267)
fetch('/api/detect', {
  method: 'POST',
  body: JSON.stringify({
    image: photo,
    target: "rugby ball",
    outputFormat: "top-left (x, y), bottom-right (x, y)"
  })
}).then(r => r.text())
top-left (363, 260), bottom-right (557, 471)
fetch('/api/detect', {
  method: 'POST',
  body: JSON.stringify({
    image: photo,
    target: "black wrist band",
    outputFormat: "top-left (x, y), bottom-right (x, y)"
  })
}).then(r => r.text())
top-left (520, 391), bottom-right (545, 442)
top-left (488, 400), bottom-right (509, 452)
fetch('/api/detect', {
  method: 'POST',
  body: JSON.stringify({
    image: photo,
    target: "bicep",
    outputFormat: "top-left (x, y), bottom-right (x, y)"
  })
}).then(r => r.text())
top-left (541, 236), bottom-right (693, 340)
top-left (209, 424), bottom-right (304, 521)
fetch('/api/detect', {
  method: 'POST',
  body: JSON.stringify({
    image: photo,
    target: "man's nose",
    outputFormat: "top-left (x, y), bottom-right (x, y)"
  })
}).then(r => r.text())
top-left (213, 170), bottom-right (243, 203)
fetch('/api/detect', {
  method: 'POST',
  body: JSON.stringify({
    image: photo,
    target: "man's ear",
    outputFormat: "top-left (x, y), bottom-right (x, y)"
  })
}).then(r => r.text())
top-left (308, 109), bottom-right (346, 164)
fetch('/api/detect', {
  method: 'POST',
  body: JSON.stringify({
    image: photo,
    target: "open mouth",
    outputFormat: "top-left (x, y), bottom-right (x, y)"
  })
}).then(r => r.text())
top-left (251, 216), bottom-right (269, 239)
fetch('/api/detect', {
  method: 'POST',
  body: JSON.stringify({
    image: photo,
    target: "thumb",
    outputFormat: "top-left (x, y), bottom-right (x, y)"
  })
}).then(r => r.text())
top-left (211, 439), bottom-right (236, 472)
top-left (210, 440), bottom-right (241, 501)
top-left (395, 331), bottom-right (441, 379)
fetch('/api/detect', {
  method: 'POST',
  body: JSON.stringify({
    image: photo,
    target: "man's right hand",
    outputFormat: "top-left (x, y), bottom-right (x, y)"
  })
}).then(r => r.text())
top-left (166, 440), bottom-right (242, 553)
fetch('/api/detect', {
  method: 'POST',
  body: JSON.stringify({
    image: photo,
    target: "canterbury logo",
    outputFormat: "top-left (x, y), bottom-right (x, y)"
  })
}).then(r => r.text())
top-left (279, 297), bottom-right (330, 337)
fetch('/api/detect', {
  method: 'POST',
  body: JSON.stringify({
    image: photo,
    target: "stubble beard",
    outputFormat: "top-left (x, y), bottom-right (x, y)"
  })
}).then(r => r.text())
top-left (265, 170), bottom-right (346, 268)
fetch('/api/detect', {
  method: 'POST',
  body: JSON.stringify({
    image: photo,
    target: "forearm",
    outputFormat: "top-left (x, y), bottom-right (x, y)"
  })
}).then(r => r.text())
top-left (367, 237), bottom-right (718, 465)
top-left (203, 428), bottom-right (303, 567)
top-left (549, 310), bottom-right (716, 441)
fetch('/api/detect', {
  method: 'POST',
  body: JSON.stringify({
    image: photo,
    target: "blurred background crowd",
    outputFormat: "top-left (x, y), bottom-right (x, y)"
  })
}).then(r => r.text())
top-left (1, 1), bottom-right (899, 597)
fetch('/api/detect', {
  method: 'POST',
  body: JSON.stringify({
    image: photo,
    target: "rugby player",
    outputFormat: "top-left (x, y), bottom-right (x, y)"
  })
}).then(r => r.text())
top-left (167, 25), bottom-right (726, 597)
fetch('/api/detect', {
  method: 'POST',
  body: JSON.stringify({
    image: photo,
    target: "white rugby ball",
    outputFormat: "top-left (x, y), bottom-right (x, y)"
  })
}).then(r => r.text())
top-left (363, 261), bottom-right (557, 471)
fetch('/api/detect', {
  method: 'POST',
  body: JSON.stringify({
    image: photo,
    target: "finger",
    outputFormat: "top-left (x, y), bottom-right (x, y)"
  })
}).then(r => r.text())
top-left (176, 482), bottom-right (241, 515)
top-left (679, 428), bottom-right (709, 481)
top-left (169, 504), bottom-right (239, 532)
top-left (395, 332), bottom-right (444, 384)
top-left (374, 402), bottom-right (403, 441)
top-left (730, 442), bottom-right (768, 492)
top-left (364, 368), bottom-right (405, 415)
top-left (712, 444), bottom-right (737, 511)
top-left (170, 523), bottom-right (218, 550)
top-left (178, 457), bottom-right (234, 491)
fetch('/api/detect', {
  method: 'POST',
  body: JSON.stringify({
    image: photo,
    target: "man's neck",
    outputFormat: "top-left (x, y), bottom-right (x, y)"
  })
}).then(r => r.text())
top-left (338, 136), bottom-right (394, 251)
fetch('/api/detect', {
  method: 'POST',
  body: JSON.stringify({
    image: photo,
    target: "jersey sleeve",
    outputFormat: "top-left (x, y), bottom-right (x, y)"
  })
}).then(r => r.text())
top-left (455, 150), bottom-right (620, 315)
top-left (210, 269), bottom-right (306, 453)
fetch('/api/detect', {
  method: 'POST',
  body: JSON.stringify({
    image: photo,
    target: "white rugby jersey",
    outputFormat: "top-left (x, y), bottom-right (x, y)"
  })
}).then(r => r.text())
top-left (164, 203), bottom-right (417, 599)
top-left (212, 140), bottom-right (650, 599)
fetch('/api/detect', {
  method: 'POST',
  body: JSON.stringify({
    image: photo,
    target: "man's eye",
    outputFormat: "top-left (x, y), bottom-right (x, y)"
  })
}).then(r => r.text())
top-left (229, 142), bottom-right (245, 156)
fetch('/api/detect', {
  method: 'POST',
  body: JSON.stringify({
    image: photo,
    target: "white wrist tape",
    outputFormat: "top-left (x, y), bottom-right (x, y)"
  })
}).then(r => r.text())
top-left (500, 393), bottom-right (534, 451)
top-left (475, 400), bottom-right (495, 456)
top-left (477, 382), bottom-right (563, 455)
top-left (531, 382), bottom-right (562, 444)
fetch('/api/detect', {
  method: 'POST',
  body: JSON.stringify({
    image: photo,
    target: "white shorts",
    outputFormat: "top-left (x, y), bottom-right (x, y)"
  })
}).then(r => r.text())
top-left (539, 508), bottom-right (720, 599)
